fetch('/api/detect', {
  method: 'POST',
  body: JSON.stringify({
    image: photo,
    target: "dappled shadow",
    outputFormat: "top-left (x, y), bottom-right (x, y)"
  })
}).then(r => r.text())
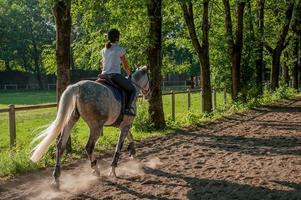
top-left (143, 167), bottom-right (301, 200)
top-left (136, 138), bottom-right (185, 159)
top-left (178, 131), bottom-right (301, 156)
top-left (134, 122), bottom-right (301, 159)
top-left (104, 179), bottom-right (171, 200)
top-left (257, 105), bottom-right (301, 113)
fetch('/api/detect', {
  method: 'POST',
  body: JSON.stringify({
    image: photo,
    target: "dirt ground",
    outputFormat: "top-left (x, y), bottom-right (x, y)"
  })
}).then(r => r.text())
top-left (0, 98), bottom-right (301, 200)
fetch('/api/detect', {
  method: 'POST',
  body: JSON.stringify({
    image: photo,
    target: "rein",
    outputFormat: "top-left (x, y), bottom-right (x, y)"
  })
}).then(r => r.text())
top-left (131, 72), bottom-right (150, 96)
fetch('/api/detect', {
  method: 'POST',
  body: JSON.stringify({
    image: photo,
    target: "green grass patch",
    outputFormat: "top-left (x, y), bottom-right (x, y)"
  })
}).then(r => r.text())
top-left (0, 90), bottom-right (56, 108)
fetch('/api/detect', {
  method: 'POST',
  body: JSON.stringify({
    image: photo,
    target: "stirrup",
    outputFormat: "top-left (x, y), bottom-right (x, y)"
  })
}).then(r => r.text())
top-left (124, 108), bottom-right (136, 116)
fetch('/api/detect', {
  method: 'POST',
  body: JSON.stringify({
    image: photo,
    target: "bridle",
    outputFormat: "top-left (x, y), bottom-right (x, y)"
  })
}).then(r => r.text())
top-left (131, 71), bottom-right (150, 96)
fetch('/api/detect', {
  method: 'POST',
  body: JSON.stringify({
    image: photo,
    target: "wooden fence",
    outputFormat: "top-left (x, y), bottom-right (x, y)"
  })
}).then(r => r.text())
top-left (0, 88), bottom-right (227, 148)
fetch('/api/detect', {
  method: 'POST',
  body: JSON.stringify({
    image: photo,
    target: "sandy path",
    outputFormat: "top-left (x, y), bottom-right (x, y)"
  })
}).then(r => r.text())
top-left (0, 98), bottom-right (301, 200)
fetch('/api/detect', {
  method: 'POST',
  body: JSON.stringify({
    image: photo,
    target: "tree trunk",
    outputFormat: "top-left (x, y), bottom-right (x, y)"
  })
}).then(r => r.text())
top-left (283, 53), bottom-right (289, 86)
top-left (53, 0), bottom-right (72, 152)
top-left (267, 0), bottom-right (294, 91)
top-left (299, 35), bottom-right (301, 88)
top-left (200, 0), bottom-right (212, 113)
top-left (32, 41), bottom-right (43, 89)
top-left (22, 56), bottom-right (32, 73)
top-left (271, 51), bottom-right (281, 90)
top-left (292, 34), bottom-right (300, 89)
top-left (231, 51), bottom-right (241, 100)
top-left (147, 0), bottom-right (165, 129)
top-left (292, 0), bottom-right (301, 90)
top-left (190, 76), bottom-right (194, 89)
top-left (4, 59), bottom-right (10, 71)
top-left (223, 0), bottom-right (245, 100)
top-left (255, 0), bottom-right (265, 95)
top-left (180, 0), bottom-right (212, 113)
top-left (70, 47), bottom-right (75, 71)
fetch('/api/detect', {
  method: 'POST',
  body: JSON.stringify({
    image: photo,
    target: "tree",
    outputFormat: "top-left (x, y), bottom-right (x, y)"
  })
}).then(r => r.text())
top-left (264, 0), bottom-right (294, 90)
top-left (292, 0), bottom-right (301, 90)
top-left (283, 51), bottom-right (290, 86)
top-left (53, 0), bottom-right (72, 151)
top-left (222, 0), bottom-right (246, 100)
top-left (180, 0), bottom-right (212, 112)
top-left (241, 0), bottom-right (256, 101)
top-left (22, 0), bottom-right (54, 88)
top-left (255, 0), bottom-right (265, 95)
top-left (147, 0), bottom-right (166, 129)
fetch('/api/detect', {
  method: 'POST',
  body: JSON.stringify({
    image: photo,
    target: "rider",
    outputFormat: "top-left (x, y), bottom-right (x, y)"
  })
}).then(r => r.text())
top-left (101, 28), bottom-right (136, 116)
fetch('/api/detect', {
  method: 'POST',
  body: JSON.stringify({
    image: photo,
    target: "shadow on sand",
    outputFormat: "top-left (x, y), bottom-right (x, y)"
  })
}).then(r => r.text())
top-left (102, 167), bottom-right (301, 200)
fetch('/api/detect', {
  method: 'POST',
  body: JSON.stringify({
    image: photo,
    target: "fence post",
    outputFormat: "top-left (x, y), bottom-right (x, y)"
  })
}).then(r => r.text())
top-left (171, 91), bottom-right (175, 121)
top-left (223, 87), bottom-right (227, 105)
top-left (187, 89), bottom-right (191, 111)
top-left (9, 104), bottom-right (16, 148)
top-left (212, 88), bottom-right (217, 110)
top-left (200, 88), bottom-right (203, 113)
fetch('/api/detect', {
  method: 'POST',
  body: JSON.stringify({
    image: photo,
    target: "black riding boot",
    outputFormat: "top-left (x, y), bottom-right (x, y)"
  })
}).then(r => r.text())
top-left (124, 95), bottom-right (136, 116)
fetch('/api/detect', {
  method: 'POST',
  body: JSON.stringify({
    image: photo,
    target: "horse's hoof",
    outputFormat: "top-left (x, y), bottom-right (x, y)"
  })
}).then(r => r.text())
top-left (108, 167), bottom-right (117, 177)
top-left (50, 181), bottom-right (60, 191)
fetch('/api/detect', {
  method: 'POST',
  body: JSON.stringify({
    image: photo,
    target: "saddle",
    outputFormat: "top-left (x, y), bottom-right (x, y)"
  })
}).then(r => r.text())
top-left (96, 74), bottom-right (128, 126)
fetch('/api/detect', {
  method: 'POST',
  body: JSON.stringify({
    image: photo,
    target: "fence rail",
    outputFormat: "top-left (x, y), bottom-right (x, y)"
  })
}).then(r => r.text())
top-left (0, 88), bottom-right (227, 148)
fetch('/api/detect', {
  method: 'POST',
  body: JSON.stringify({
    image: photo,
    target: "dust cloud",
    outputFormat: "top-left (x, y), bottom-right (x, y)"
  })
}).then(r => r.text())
top-left (144, 157), bottom-right (162, 168)
top-left (29, 162), bottom-right (97, 200)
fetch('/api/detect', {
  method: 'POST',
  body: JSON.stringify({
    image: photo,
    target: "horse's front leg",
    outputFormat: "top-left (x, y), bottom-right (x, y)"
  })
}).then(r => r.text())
top-left (109, 116), bottom-right (134, 177)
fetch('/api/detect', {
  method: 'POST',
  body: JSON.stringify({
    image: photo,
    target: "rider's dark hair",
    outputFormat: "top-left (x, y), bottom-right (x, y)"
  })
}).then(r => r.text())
top-left (105, 29), bottom-right (120, 49)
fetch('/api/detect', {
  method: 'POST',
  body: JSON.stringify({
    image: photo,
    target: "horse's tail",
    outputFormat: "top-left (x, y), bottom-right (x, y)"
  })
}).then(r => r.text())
top-left (30, 84), bottom-right (79, 162)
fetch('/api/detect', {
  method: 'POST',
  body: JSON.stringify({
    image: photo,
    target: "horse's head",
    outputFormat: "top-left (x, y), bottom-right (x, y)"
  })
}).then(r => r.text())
top-left (131, 65), bottom-right (150, 99)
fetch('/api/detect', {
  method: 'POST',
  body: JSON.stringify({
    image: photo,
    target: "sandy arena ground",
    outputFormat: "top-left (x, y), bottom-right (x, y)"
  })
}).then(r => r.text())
top-left (0, 98), bottom-right (301, 200)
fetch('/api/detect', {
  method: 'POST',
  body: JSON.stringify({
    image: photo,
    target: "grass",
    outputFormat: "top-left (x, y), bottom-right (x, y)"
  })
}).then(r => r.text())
top-left (0, 90), bottom-right (56, 108)
top-left (0, 86), bottom-right (298, 177)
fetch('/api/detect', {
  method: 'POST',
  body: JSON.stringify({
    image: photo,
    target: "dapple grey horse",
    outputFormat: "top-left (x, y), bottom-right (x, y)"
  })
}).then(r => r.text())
top-left (30, 66), bottom-right (150, 189)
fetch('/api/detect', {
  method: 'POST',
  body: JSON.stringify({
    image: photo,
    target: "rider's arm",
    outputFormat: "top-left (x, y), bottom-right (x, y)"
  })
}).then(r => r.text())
top-left (120, 55), bottom-right (131, 76)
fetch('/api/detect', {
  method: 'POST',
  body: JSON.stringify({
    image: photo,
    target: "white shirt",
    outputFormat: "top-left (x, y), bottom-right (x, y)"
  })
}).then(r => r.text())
top-left (101, 43), bottom-right (126, 74)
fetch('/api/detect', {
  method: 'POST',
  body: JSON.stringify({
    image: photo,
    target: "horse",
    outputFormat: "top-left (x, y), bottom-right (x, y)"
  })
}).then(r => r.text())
top-left (30, 66), bottom-right (150, 189)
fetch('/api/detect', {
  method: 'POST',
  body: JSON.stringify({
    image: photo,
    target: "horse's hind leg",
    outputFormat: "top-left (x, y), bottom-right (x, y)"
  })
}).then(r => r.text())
top-left (109, 116), bottom-right (134, 177)
top-left (52, 111), bottom-right (79, 189)
top-left (127, 131), bottom-right (136, 158)
top-left (85, 123), bottom-right (103, 176)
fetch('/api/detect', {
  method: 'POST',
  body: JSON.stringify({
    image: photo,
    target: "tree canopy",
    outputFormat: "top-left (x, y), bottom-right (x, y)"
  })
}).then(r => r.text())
top-left (0, 0), bottom-right (300, 99)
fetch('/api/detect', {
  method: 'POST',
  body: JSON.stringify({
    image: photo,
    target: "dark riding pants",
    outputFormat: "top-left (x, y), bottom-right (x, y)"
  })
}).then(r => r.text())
top-left (107, 73), bottom-right (136, 111)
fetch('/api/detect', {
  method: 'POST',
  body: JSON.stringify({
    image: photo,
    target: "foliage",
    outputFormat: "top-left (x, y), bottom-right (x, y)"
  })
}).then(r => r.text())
top-left (132, 100), bottom-right (154, 131)
top-left (0, 0), bottom-right (54, 73)
top-left (0, 148), bottom-right (38, 176)
top-left (0, 0), bottom-right (299, 95)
